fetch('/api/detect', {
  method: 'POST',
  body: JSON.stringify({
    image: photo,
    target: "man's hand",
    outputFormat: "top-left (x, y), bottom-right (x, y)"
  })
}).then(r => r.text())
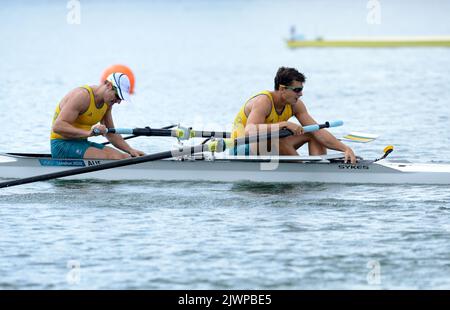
top-left (344, 147), bottom-right (357, 164)
top-left (90, 124), bottom-right (107, 136)
top-left (283, 122), bottom-right (304, 136)
top-left (128, 148), bottom-right (145, 157)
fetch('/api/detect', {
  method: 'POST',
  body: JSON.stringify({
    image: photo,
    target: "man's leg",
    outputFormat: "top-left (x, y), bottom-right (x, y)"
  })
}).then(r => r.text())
top-left (306, 134), bottom-right (327, 156)
top-left (84, 146), bottom-right (130, 159)
top-left (279, 133), bottom-right (327, 156)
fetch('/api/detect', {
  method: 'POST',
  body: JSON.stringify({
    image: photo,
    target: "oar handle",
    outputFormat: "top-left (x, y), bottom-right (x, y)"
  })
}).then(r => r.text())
top-left (304, 120), bottom-right (343, 133)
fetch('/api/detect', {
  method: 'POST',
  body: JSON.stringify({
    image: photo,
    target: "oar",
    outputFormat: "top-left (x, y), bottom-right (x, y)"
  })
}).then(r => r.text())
top-left (99, 125), bottom-right (230, 145)
top-left (101, 124), bottom-right (177, 146)
top-left (0, 120), bottom-right (343, 189)
top-left (102, 124), bottom-right (373, 144)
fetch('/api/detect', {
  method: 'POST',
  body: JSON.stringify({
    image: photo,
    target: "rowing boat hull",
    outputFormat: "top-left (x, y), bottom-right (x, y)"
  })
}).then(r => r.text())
top-left (1, 153), bottom-right (450, 185)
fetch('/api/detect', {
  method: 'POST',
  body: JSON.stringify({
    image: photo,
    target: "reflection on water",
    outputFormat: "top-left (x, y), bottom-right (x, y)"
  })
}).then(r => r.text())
top-left (231, 181), bottom-right (328, 194)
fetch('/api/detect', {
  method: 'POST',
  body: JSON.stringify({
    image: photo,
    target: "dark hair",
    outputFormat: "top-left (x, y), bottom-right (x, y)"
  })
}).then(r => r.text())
top-left (274, 67), bottom-right (306, 90)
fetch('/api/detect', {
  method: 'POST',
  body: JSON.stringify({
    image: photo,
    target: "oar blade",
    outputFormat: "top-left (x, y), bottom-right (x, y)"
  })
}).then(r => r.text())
top-left (342, 132), bottom-right (379, 143)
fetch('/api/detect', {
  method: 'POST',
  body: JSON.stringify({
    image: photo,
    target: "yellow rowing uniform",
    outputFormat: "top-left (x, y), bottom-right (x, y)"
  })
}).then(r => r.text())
top-left (231, 90), bottom-right (294, 138)
top-left (50, 85), bottom-right (108, 140)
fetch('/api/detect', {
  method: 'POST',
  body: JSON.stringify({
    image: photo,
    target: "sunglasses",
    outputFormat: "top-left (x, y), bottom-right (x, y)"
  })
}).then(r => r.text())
top-left (112, 85), bottom-right (122, 101)
top-left (280, 84), bottom-right (303, 93)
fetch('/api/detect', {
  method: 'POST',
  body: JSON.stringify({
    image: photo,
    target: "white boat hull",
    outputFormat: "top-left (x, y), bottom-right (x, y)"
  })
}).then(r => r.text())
top-left (1, 153), bottom-right (450, 185)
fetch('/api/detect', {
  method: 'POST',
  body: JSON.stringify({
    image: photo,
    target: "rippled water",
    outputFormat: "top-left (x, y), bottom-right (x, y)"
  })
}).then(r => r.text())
top-left (1, 0), bottom-right (450, 289)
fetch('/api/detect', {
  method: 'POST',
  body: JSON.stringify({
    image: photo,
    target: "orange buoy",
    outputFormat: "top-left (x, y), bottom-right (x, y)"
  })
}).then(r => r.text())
top-left (101, 64), bottom-right (135, 94)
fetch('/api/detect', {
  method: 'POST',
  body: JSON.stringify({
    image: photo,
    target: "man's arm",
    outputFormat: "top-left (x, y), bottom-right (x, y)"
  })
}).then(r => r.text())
top-left (52, 90), bottom-right (92, 139)
top-left (293, 100), bottom-right (356, 163)
top-left (101, 108), bottom-right (145, 157)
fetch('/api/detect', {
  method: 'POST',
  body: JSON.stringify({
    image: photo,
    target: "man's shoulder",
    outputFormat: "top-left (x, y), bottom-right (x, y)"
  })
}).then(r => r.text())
top-left (60, 87), bottom-right (91, 112)
top-left (67, 87), bottom-right (90, 104)
top-left (248, 93), bottom-right (272, 110)
top-left (70, 87), bottom-right (90, 100)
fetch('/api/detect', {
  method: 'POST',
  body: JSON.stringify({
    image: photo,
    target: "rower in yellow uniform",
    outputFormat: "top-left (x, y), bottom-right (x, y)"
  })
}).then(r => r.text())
top-left (231, 67), bottom-right (356, 164)
top-left (50, 72), bottom-right (145, 159)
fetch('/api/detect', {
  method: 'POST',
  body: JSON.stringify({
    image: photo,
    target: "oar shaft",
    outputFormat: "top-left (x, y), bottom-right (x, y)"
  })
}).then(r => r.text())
top-left (104, 121), bottom-right (342, 139)
top-left (104, 127), bottom-right (230, 139)
top-left (105, 128), bottom-right (171, 136)
top-left (189, 130), bottom-right (231, 139)
top-left (101, 124), bottom-right (178, 146)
